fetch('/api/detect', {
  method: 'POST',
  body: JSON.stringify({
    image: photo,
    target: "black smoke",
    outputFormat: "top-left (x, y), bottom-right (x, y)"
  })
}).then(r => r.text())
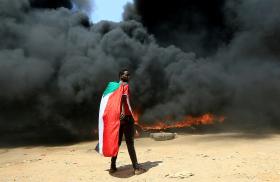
top-left (130, 0), bottom-right (236, 56)
top-left (1, 0), bottom-right (280, 145)
top-left (126, 0), bottom-right (280, 130)
top-left (30, 0), bottom-right (72, 9)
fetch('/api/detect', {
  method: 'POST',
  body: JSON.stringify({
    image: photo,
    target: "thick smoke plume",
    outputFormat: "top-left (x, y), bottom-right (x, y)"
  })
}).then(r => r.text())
top-left (1, 0), bottom-right (280, 143)
top-left (131, 0), bottom-right (235, 56)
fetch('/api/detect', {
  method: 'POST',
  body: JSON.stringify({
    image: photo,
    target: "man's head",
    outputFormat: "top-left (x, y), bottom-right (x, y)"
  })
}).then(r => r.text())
top-left (119, 68), bottom-right (130, 82)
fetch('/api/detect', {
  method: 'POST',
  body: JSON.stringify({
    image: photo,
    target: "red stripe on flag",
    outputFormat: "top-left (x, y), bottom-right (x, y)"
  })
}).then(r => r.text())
top-left (102, 85), bottom-right (124, 157)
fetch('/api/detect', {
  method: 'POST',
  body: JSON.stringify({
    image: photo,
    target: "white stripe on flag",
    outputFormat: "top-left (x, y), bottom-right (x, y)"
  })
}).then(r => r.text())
top-left (98, 93), bottom-right (111, 155)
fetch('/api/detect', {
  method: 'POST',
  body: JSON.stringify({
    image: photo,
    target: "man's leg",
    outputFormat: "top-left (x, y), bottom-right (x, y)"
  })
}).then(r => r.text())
top-left (110, 122), bottom-right (124, 172)
top-left (123, 116), bottom-right (139, 169)
top-left (123, 116), bottom-right (146, 175)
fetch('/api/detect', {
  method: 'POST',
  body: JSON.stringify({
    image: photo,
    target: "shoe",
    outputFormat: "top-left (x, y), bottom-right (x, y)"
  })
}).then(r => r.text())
top-left (134, 167), bottom-right (146, 175)
top-left (109, 166), bottom-right (117, 174)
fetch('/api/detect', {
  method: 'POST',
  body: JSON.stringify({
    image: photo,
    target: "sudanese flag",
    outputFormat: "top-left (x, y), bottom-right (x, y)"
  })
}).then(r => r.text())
top-left (96, 81), bottom-right (130, 157)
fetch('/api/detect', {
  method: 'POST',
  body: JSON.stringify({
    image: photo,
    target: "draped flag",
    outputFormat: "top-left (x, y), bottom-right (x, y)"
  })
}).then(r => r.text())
top-left (96, 81), bottom-right (129, 157)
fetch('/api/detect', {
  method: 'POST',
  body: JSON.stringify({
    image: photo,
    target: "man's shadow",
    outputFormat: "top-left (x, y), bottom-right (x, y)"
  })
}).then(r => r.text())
top-left (108, 161), bottom-right (162, 178)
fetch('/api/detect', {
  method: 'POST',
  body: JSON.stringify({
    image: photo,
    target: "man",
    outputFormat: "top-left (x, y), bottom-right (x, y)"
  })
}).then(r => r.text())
top-left (96, 69), bottom-right (146, 175)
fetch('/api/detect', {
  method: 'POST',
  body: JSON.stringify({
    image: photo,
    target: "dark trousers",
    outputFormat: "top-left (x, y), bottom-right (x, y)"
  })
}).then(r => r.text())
top-left (111, 115), bottom-right (139, 169)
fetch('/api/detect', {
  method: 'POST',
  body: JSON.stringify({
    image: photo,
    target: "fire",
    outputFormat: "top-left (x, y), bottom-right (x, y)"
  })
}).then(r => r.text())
top-left (134, 112), bottom-right (225, 131)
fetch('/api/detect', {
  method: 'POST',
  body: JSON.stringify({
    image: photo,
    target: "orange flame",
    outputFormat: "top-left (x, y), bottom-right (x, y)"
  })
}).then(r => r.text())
top-left (134, 111), bottom-right (225, 131)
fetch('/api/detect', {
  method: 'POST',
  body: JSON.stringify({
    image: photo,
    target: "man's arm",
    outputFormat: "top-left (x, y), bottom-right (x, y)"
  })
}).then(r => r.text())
top-left (120, 95), bottom-right (126, 120)
top-left (125, 95), bottom-right (133, 115)
top-left (126, 95), bottom-right (136, 122)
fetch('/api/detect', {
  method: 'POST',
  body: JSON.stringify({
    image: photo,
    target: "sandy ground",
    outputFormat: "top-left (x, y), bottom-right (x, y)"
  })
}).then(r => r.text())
top-left (0, 133), bottom-right (280, 182)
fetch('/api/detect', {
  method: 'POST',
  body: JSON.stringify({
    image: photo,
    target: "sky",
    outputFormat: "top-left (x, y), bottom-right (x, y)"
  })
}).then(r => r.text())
top-left (90, 0), bottom-right (133, 22)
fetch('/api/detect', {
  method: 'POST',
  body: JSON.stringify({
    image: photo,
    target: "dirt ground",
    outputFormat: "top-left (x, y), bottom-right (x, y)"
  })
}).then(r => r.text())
top-left (0, 133), bottom-right (280, 182)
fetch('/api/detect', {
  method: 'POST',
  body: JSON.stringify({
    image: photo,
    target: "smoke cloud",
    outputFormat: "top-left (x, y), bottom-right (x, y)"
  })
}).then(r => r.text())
top-left (130, 0), bottom-right (235, 56)
top-left (1, 0), bottom-right (280, 143)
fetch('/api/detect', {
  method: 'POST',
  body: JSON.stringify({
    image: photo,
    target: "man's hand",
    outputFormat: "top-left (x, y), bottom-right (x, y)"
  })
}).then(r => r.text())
top-left (120, 112), bottom-right (125, 121)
